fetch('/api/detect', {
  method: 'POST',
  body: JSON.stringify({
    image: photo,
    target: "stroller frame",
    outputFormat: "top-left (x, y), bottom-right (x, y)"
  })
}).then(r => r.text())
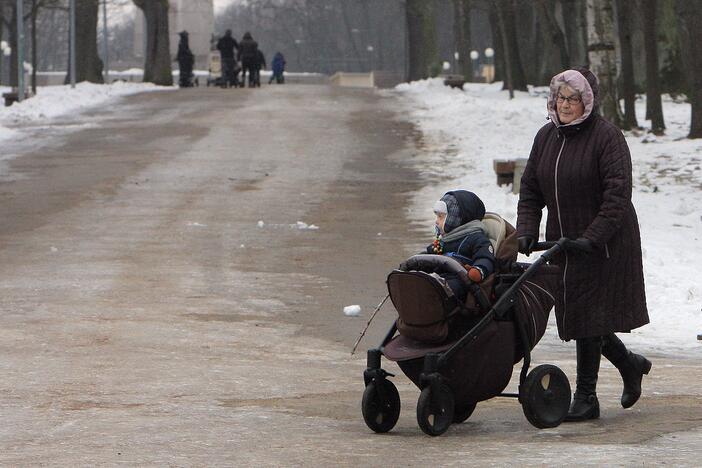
top-left (362, 239), bottom-right (572, 436)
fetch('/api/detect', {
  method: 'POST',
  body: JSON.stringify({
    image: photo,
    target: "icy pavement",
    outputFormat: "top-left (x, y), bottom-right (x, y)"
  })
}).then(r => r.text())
top-left (391, 79), bottom-right (702, 356)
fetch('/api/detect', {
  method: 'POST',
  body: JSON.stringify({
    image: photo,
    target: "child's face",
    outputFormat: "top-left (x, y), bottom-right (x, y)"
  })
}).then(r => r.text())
top-left (435, 212), bottom-right (447, 235)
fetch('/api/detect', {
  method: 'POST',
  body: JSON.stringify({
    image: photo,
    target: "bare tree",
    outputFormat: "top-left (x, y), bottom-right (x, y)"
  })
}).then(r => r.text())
top-left (452, 0), bottom-right (472, 79)
top-left (675, 0), bottom-right (702, 138)
top-left (537, 0), bottom-right (570, 70)
top-left (494, 0), bottom-right (527, 91)
top-left (65, 0), bottom-right (103, 84)
top-left (133, 0), bottom-right (171, 86)
top-left (561, 0), bottom-right (588, 67)
top-left (642, 0), bottom-right (665, 134)
top-left (586, 0), bottom-right (622, 126)
top-left (615, 0), bottom-right (638, 130)
top-left (406, 0), bottom-right (438, 80)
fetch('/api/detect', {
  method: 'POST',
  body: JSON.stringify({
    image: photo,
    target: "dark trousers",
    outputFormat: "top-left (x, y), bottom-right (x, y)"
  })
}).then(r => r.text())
top-left (178, 64), bottom-right (193, 87)
top-left (269, 71), bottom-right (284, 84)
top-left (241, 60), bottom-right (257, 87)
top-left (221, 58), bottom-right (238, 87)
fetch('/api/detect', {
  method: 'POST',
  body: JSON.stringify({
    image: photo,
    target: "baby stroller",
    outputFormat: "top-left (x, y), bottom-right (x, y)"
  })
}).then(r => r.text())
top-left (361, 213), bottom-right (572, 436)
top-left (206, 50), bottom-right (222, 87)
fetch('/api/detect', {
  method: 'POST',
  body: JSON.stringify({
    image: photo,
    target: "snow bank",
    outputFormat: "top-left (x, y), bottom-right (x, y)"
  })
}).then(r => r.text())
top-left (393, 78), bottom-right (702, 355)
top-left (0, 81), bottom-right (170, 126)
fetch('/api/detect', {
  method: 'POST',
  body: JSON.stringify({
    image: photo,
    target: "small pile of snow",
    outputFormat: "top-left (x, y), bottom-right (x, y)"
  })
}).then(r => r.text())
top-left (343, 305), bottom-right (362, 317)
top-left (295, 221), bottom-right (319, 230)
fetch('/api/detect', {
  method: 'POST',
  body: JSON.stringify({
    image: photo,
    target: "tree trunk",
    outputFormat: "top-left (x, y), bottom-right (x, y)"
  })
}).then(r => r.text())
top-left (488, 4), bottom-right (503, 83)
top-left (537, 0), bottom-right (570, 70)
top-left (561, 0), bottom-right (588, 67)
top-left (642, 0), bottom-right (665, 134)
top-left (68, 0), bottom-right (103, 83)
top-left (615, 0), bottom-right (639, 130)
top-left (586, 0), bottom-right (622, 126)
top-left (0, 7), bottom-right (4, 85)
top-left (134, 0), bottom-right (172, 86)
top-left (31, 0), bottom-right (38, 94)
top-left (675, 0), bottom-right (702, 138)
top-left (406, 0), bottom-right (438, 81)
top-left (452, 0), bottom-right (472, 79)
top-left (496, 0), bottom-right (527, 91)
top-left (8, 3), bottom-right (18, 88)
top-left (496, 0), bottom-right (514, 97)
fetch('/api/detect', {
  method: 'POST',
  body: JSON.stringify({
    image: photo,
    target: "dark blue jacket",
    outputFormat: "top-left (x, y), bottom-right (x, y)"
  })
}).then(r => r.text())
top-left (426, 229), bottom-right (495, 276)
top-left (272, 53), bottom-right (286, 74)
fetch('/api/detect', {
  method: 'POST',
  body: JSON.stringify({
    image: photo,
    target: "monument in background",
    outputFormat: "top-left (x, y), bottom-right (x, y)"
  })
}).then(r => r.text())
top-left (134, 0), bottom-right (214, 71)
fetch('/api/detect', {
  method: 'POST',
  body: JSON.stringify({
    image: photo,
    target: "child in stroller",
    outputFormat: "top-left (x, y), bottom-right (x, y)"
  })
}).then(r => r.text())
top-left (427, 190), bottom-right (495, 303)
top-left (361, 207), bottom-right (573, 436)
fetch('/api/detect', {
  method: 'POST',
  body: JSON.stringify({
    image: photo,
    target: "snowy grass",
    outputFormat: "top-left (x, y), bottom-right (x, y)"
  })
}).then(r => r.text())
top-left (392, 78), bottom-right (702, 356)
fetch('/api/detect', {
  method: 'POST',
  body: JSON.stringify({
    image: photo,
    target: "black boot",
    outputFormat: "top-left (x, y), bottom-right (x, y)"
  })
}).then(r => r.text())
top-left (565, 336), bottom-right (602, 422)
top-left (601, 333), bottom-right (652, 408)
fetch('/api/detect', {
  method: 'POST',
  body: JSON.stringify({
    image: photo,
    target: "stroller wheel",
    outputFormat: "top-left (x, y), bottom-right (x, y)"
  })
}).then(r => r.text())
top-left (453, 401), bottom-right (477, 424)
top-left (361, 379), bottom-right (401, 433)
top-left (521, 364), bottom-right (571, 429)
top-left (416, 383), bottom-right (454, 436)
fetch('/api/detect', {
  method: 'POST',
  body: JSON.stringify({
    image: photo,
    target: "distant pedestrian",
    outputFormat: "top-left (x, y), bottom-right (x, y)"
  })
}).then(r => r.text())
top-left (254, 49), bottom-right (266, 87)
top-left (238, 32), bottom-right (259, 88)
top-left (217, 29), bottom-right (239, 88)
top-left (269, 52), bottom-right (286, 84)
top-left (176, 31), bottom-right (195, 88)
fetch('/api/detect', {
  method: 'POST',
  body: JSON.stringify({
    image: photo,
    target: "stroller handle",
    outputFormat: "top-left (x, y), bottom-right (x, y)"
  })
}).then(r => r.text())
top-left (533, 241), bottom-right (558, 251)
top-left (532, 237), bottom-right (572, 261)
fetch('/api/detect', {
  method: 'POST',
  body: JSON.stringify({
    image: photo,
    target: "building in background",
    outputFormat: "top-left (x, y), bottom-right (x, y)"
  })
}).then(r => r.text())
top-left (134, 0), bottom-right (214, 70)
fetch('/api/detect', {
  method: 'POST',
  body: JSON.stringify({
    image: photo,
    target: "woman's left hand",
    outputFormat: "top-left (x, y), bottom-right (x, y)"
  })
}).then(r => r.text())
top-left (565, 237), bottom-right (595, 254)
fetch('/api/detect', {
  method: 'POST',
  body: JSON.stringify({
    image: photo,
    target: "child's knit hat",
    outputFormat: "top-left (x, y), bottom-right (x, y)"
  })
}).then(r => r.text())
top-left (439, 190), bottom-right (486, 234)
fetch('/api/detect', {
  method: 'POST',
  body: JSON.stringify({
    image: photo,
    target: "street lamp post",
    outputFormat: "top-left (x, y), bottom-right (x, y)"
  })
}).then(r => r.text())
top-left (103, 0), bottom-right (109, 83)
top-left (469, 50), bottom-right (479, 81)
top-left (16, 0), bottom-right (25, 101)
top-left (1, 41), bottom-right (9, 86)
top-left (69, 0), bottom-right (76, 88)
top-left (366, 45), bottom-right (374, 72)
top-left (484, 47), bottom-right (495, 83)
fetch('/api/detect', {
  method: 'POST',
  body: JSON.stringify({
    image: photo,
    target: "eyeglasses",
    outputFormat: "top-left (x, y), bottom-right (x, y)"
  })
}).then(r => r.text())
top-left (557, 93), bottom-right (582, 105)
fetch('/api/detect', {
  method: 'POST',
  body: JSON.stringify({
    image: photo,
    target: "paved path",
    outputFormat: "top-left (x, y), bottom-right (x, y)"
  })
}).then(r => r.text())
top-left (0, 85), bottom-right (700, 466)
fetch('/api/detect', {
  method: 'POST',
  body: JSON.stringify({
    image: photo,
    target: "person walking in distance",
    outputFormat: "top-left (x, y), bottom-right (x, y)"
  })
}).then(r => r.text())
top-left (176, 31), bottom-right (195, 88)
top-left (217, 29), bottom-right (239, 88)
top-left (239, 32), bottom-right (259, 88)
top-left (269, 52), bottom-right (286, 84)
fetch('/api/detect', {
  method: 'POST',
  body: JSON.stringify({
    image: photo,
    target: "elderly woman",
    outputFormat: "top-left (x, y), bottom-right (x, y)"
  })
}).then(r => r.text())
top-left (516, 67), bottom-right (651, 422)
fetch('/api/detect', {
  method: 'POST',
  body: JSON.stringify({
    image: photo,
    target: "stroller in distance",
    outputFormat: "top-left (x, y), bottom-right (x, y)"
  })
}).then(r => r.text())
top-left (361, 213), bottom-right (572, 436)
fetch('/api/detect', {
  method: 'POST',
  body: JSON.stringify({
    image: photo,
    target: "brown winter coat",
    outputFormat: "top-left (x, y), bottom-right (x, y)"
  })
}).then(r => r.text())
top-left (517, 68), bottom-right (648, 340)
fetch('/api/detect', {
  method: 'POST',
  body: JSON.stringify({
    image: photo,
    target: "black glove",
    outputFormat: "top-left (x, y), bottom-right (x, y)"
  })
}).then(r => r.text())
top-left (517, 236), bottom-right (536, 255)
top-left (565, 237), bottom-right (595, 254)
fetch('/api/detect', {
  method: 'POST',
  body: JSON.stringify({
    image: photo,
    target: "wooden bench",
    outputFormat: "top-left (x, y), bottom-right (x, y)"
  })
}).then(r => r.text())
top-left (493, 158), bottom-right (529, 194)
top-left (443, 74), bottom-right (466, 89)
top-left (2, 91), bottom-right (19, 107)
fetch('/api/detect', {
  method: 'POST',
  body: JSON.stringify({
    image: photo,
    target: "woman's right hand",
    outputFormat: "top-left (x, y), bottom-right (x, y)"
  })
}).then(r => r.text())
top-left (517, 236), bottom-right (536, 255)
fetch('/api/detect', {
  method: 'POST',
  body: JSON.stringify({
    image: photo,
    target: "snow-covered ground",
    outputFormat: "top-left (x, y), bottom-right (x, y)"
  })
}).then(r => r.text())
top-left (392, 78), bottom-right (701, 356)
top-left (0, 82), bottom-right (171, 154)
